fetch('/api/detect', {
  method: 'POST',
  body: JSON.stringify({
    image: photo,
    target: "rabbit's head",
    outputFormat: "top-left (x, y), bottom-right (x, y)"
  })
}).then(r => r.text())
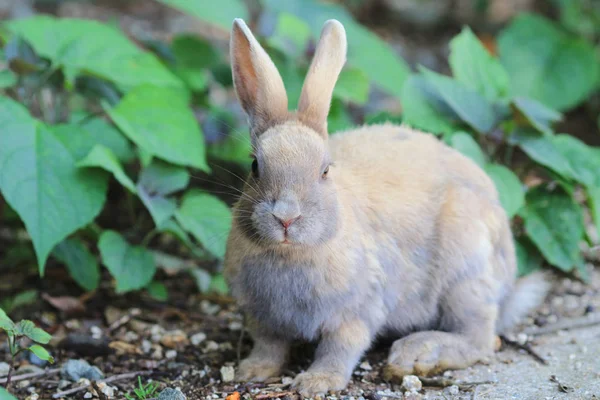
top-left (230, 18), bottom-right (347, 248)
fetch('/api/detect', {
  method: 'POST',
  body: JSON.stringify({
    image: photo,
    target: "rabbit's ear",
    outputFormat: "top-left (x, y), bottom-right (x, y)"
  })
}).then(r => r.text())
top-left (298, 20), bottom-right (347, 137)
top-left (230, 18), bottom-right (288, 137)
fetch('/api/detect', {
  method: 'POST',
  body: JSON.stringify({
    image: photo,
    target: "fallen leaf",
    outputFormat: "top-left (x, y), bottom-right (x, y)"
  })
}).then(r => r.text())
top-left (109, 340), bottom-right (143, 355)
top-left (226, 391), bottom-right (240, 400)
top-left (42, 293), bottom-right (85, 314)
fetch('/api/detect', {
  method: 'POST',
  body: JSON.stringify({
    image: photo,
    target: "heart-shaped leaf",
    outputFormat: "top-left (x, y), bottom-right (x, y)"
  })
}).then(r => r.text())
top-left (17, 320), bottom-right (52, 344)
top-left (499, 13), bottom-right (599, 111)
top-left (449, 27), bottom-right (510, 101)
top-left (448, 132), bottom-right (487, 167)
top-left (520, 188), bottom-right (585, 272)
top-left (98, 231), bottom-right (156, 293)
top-left (77, 145), bottom-right (137, 193)
top-left (107, 85), bottom-right (209, 171)
top-left (53, 238), bottom-right (100, 292)
top-left (5, 16), bottom-right (183, 90)
top-left (0, 98), bottom-right (108, 273)
top-left (175, 191), bottom-right (232, 259)
top-left (484, 163), bottom-right (524, 218)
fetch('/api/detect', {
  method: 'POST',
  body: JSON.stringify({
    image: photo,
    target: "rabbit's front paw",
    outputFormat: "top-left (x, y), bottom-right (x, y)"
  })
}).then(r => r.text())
top-left (293, 371), bottom-right (347, 396)
top-left (236, 357), bottom-right (282, 382)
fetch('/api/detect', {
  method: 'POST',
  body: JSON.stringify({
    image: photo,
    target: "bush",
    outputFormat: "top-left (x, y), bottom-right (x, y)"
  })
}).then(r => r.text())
top-left (0, 0), bottom-right (598, 297)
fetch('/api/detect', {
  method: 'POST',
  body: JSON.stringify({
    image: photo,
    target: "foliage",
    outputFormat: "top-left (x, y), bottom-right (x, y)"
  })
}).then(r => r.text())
top-left (124, 376), bottom-right (160, 400)
top-left (0, 308), bottom-right (53, 392)
top-left (0, 1), bottom-right (598, 296)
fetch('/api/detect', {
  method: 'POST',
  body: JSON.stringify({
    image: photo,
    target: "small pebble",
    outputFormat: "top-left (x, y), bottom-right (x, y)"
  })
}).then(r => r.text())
top-left (84, 392), bottom-right (93, 399)
top-left (165, 349), bottom-right (178, 359)
top-left (151, 345), bottom-right (164, 360)
top-left (221, 365), bottom-right (235, 382)
top-left (61, 359), bottom-right (104, 381)
top-left (546, 315), bottom-right (558, 324)
top-left (90, 326), bottom-right (103, 339)
top-left (359, 361), bottom-right (372, 371)
top-left (158, 387), bottom-right (186, 400)
top-left (401, 375), bottom-right (422, 392)
top-left (151, 325), bottom-right (166, 342)
top-left (203, 341), bottom-right (219, 353)
top-left (96, 382), bottom-right (116, 398)
top-left (160, 330), bottom-right (189, 348)
top-left (446, 385), bottom-right (459, 395)
top-left (141, 339), bottom-right (152, 354)
top-left (228, 321), bottom-right (243, 331)
top-left (516, 333), bottom-right (528, 345)
top-left (25, 394), bottom-right (39, 400)
top-left (282, 376), bottom-right (293, 385)
top-left (124, 331), bottom-right (139, 342)
top-left (190, 332), bottom-right (207, 346)
top-left (219, 342), bottom-right (234, 351)
top-left (404, 391), bottom-right (422, 400)
top-left (18, 380), bottom-right (31, 389)
top-left (200, 300), bottom-right (220, 315)
top-left (0, 362), bottom-right (10, 375)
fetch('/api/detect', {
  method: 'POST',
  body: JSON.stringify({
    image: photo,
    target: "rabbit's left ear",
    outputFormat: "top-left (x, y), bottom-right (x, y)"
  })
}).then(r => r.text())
top-left (297, 20), bottom-right (347, 137)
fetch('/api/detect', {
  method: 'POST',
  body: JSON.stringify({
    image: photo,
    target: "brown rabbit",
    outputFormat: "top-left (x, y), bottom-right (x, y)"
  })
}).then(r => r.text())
top-left (224, 18), bottom-right (550, 396)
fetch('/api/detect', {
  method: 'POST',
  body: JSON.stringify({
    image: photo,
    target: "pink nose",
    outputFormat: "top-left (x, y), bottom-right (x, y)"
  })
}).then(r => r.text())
top-left (276, 215), bottom-right (301, 229)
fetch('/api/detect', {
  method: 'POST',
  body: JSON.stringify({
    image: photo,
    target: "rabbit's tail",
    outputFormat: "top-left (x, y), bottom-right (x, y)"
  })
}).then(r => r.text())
top-left (496, 271), bottom-right (552, 333)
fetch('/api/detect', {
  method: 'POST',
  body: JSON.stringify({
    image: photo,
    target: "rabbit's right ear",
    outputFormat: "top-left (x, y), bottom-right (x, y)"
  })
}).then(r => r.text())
top-left (230, 19), bottom-right (288, 138)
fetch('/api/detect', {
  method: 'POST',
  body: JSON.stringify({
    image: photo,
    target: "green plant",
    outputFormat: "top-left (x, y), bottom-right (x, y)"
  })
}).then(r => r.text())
top-left (402, 18), bottom-right (600, 279)
top-left (0, 308), bottom-right (53, 392)
top-left (0, 0), bottom-right (400, 295)
top-left (124, 377), bottom-right (160, 400)
top-left (0, 1), bottom-right (598, 296)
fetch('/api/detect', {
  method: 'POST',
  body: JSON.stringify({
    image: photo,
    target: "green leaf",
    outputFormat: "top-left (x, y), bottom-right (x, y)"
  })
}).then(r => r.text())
top-left (448, 131), bottom-right (487, 167)
top-left (327, 98), bottom-right (354, 133)
top-left (171, 35), bottom-right (219, 91)
top-left (175, 190), bottom-right (232, 259)
top-left (209, 274), bottom-right (229, 295)
top-left (0, 69), bottom-right (18, 88)
top-left (588, 186), bottom-right (600, 240)
top-left (29, 344), bottom-right (54, 363)
top-left (77, 145), bottom-right (137, 194)
top-left (0, 98), bottom-right (108, 273)
top-left (146, 281), bottom-right (168, 302)
top-left (400, 75), bottom-right (456, 135)
top-left (5, 16), bottom-right (183, 91)
top-left (511, 130), bottom-right (575, 180)
top-left (512, 97), bottom-right (562, 135)
top-left (364, 111), bottom-right (403, 125)
top-left (3, 35), bottom-right (44, 74)
top-left (98, 230), bottom-right (156, 293)
top-left (552, 134), bottom-right (600, 187)
top-left (267, 12), bottom-right (312, 58)
top-left (53, 238), bottom-right (100, 292)
top-left (484, 163), bottom-right (524, 218)
top-left (0, 290), bottom-right (37, 314)
top-left (449, 27), bottom-right (510, 101)
top-left (72, 116), bottom-right (135, 163)
top-left (0, 387), bottom-right (18, 400)
top-left (420, 68), bottom-right (498, 134)
top-left (139, 160), bottom-right (190, 196)
top-left (264, 0), bottom-right (410, 99)
top-left (520, 188), bottom-right (585, 271)
top-left (190, 268), bottom-right (212, 293)
top-left (17, 320), bottom-right (52, 344)
top-left (156, 0), bottom-right (249, 30)
top-left (498, 13), bottom-right (599, 111)
top-left (107, 85), bottom-right (209, 171)
top-left (515, 239), bottom-right (543, 277)
top-left (333, 67), bottom-right (369, 104)
top-left (138, 160), bottom-right (190, 228)
top-left (0, 308), bottom-right (16, 333)
top-left (207, 127), bottom-right (253, 164)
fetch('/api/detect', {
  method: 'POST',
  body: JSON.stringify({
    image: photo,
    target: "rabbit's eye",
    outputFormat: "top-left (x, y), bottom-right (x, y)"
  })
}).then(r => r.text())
top-left (251, 159), bottom-right (259, 178)
top-left (322, 165), bottom-right (329, 180)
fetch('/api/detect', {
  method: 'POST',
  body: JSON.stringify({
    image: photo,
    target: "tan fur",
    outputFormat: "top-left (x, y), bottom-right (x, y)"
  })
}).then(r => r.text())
top-left (224, 18), bottom-right (548, 396)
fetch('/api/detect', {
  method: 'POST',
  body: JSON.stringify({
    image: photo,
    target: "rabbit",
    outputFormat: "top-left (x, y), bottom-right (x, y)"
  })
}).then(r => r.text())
top-left (223, 18), bottom-right (551, 396)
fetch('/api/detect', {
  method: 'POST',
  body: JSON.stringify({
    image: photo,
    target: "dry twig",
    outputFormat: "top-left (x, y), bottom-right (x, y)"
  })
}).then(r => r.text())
top-left (52, 370), bottom-right (153, 398)
top-left (523, 313), bottom-right (600, 336)
top-left (500, 335), bottom-right (548, 365)
top-left (0, 368), bottom-right (60, 385)
top-left (255, 391), bottom-right (296, 399)
top-left (418, 377), bottom-right (494, 391)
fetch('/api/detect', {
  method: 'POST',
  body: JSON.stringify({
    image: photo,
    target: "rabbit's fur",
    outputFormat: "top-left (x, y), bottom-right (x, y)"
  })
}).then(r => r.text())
top-left (224, 18), bottom-right (550, 396)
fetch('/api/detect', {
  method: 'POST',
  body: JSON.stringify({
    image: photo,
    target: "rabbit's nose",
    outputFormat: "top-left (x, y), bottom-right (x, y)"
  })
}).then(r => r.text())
top-left (275, 215), bottom-right (302, 229)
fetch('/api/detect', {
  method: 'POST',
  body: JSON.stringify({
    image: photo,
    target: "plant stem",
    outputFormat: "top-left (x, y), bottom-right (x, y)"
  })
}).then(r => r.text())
top-left (5, 354), bottom-right (14, 392)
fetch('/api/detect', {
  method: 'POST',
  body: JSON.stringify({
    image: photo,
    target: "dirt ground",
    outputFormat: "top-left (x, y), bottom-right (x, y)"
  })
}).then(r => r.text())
top-left (1, 261), bottom-right (599, 400)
